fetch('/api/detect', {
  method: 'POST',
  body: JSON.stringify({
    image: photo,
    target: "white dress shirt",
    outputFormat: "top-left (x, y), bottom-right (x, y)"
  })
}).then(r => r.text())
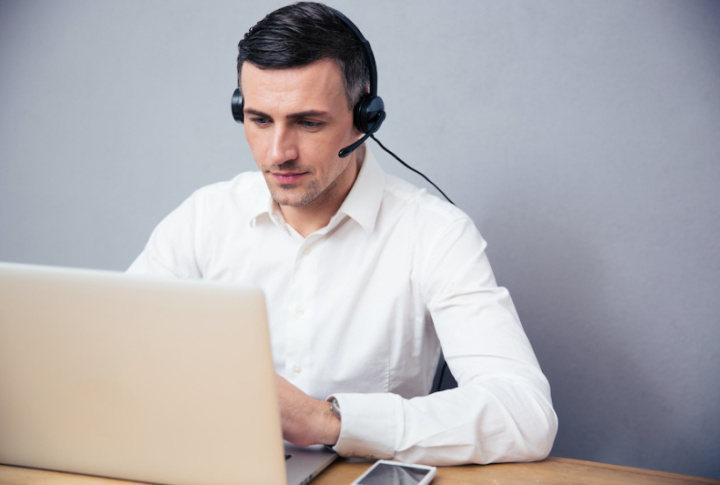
top-left (127, 148), bottom-right (557, 465)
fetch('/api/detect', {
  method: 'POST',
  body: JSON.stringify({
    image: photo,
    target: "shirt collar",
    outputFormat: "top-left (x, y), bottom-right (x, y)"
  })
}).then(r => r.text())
top-left (335, 147), bottom-right (385, 233)
top-left (248, 146), bottom-right (386, 233)
top-left (248, 174), bottom-right (280, 228)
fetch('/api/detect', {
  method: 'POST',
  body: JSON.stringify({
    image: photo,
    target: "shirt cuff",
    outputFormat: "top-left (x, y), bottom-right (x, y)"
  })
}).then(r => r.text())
top-left (326, 392), bottom-right (402, 459)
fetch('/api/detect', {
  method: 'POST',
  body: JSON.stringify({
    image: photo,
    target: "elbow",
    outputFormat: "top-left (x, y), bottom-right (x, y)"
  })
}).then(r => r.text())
top-left (479, 389), bottom-right (559, 464)
top-left (515, 399), bottom-right (558, 462)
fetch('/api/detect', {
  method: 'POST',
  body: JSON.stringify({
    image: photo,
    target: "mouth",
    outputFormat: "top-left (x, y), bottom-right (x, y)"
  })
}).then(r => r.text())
top-left (271, 171), bottom-right (307, 185)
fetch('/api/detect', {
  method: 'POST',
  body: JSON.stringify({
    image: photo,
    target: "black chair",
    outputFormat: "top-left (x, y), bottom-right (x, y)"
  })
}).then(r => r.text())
top-left (431, 352), bottom-right (457, 393)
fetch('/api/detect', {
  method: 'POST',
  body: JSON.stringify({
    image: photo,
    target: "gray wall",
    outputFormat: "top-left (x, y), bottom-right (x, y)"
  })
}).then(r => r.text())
top-left (1, 0), bottom-right (718, 479)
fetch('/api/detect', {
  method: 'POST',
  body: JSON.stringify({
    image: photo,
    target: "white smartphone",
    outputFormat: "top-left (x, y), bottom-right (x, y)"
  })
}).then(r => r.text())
top-left (350, 460), bottom-right (437, 485)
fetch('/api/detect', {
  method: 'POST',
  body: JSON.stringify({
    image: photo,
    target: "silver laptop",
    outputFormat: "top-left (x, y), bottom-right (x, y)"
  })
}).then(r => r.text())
top-left (0, 262), bottom-right (336, 485)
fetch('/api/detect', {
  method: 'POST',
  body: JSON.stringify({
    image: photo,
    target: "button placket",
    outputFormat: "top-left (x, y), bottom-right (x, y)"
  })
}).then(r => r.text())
top-left (286, 239), bottom-right (315, 379)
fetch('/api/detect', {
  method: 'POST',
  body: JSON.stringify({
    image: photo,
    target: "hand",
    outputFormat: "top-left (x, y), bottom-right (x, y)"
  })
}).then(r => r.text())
top-left (275, 373), bottom-right (341, 447)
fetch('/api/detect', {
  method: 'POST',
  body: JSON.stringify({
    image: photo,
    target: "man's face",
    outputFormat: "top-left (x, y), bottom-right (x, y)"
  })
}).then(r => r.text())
top-left (241, 59), bottom-right (360, 212)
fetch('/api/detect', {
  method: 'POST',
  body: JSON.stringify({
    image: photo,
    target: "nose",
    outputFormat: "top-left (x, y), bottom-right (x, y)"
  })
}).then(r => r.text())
top-left (268, 124), bottom-right (298, 165)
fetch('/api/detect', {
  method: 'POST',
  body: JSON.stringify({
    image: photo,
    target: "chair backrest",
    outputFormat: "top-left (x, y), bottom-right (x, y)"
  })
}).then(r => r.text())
top-left (431, 353), bottom-right (457, 393)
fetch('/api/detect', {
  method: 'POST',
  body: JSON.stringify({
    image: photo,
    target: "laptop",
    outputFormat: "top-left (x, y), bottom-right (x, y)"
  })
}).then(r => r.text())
top-left (0, 261), bottom-right (336, 485)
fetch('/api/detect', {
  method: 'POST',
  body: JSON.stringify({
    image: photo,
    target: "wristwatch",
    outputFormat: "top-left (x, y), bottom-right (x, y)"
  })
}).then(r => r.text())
top-left (328, 397), bottom-right (342, 420)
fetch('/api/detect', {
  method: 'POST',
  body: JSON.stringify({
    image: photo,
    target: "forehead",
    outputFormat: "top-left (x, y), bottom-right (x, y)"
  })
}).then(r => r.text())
top-left (240, 59), bottom-right (348, 114)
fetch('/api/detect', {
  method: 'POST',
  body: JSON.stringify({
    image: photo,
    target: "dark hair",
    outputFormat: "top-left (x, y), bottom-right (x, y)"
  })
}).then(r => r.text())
top-left (236, 2), bottom-right (368, 109)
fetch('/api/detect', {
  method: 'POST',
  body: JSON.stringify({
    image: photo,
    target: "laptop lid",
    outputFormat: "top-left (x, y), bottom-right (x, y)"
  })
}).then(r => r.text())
top-left (0, 261), bottom-right (323, 485)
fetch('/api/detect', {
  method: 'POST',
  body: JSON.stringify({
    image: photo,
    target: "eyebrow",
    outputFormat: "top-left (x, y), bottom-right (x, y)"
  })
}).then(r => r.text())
top-left (244, 108), bottom-right (331, 120)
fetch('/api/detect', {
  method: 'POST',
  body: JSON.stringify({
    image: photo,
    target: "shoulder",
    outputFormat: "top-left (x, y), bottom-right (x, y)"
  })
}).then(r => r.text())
top-left (189, 171), bottom-right (264, 199)
top-left (179, 171), bottom-right (265, 208)
top-left (382, 173), bottom-right (470, 226)
top-left (159, 171), bottom-right (267, 227)
top-left (379, 173), bottom-right (487, 257)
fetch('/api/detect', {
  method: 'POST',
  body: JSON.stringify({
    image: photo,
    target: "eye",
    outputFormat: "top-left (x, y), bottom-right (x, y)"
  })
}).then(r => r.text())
top-left (250, 116), bottom-right (270, 127)
top-left (300, 120), bottom-right (324, 130)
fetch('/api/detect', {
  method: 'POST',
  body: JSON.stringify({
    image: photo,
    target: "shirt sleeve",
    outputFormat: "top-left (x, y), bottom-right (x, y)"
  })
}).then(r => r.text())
top-left (329, 216), bottom-right (558, 465)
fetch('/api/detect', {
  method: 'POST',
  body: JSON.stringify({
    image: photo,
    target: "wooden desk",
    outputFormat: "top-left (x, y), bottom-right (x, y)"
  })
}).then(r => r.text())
top-left (314, 457), bottom-right (720, 484)
top-left (1, 458), bottom-right (718, 485)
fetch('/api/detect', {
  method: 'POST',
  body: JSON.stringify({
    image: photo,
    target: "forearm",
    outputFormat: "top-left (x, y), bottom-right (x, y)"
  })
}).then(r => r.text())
top-left (276, 374), bottom-right (341, 447)
top-left (330, 373), bottom-right (557, 465)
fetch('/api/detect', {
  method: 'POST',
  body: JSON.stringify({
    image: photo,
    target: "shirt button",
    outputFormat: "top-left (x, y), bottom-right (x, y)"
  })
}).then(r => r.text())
top-left (302, 247), bottom-right (312, 256)
top-left (293, 364), bottom-right (302, 374)
top-left (295, 306), bottom-right (305, 317)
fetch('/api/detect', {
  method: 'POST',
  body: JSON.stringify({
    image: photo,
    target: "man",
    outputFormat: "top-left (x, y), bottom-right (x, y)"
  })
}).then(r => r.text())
top-left (128, 2), bottom-right (557, 465)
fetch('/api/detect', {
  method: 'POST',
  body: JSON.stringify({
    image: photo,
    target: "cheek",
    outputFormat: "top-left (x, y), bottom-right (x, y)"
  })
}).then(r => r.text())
top-left (244, 127), bottom-right (268, 163)
top-left (310, 126), bottom-right (356, 162)
top-left (243, 125), bottom-right (255, 152)
top-left (299, 141), bottom-right (341, 173)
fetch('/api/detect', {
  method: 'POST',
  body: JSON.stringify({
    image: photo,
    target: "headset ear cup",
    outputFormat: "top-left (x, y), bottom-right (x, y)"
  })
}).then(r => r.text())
top-left (354, 94), bottom-right (386, 134)
top-left (231, 88), bottom-right (244, 123)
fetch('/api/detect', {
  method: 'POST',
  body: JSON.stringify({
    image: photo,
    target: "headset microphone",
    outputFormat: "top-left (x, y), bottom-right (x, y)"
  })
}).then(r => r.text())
top-left (339, 111), bottom-right (386, 158)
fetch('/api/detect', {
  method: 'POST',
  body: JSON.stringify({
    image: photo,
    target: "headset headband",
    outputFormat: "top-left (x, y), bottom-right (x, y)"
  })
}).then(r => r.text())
top-left (326, 6), bottom-right (379, 99)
